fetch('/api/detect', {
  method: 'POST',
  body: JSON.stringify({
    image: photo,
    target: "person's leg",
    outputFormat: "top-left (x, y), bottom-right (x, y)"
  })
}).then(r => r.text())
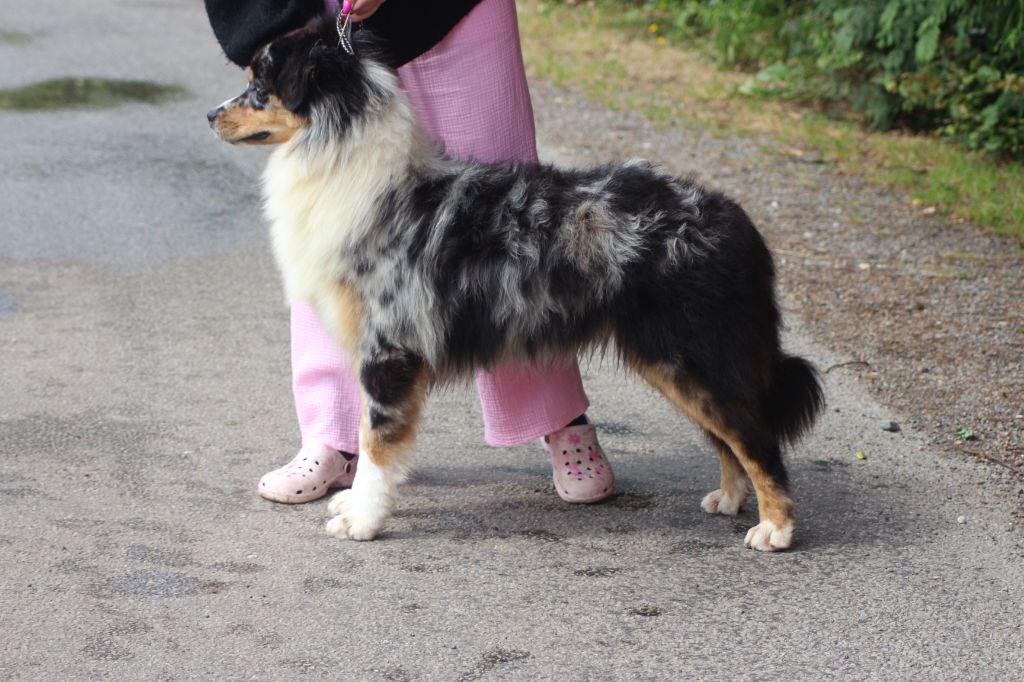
top-left (258, 0), bottom-right (366, 505)
top-left (289, 300), bottom-right (361, 455)
top-left (258, 301), bottom-right (359, 503)
top-left (397, 0), bottom-right (614, 501)
top-left (262, 0), bottom-right (614, 505)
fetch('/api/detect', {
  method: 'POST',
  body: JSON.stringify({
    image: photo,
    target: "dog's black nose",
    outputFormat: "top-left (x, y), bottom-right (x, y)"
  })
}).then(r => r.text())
top-left (206, 108), bottom-right (219, 125)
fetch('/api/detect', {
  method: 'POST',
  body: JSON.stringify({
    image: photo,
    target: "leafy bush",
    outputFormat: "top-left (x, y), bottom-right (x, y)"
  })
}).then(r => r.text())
top-left (615, 1), bottom-right (1024, 158)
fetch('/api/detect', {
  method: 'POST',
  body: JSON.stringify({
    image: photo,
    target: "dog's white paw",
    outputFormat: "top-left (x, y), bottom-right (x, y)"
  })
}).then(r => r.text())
top-left (700, 488), bottom-right (746, 516)
top-left (326, 489), bottom-right (352, 516)
top-left (743, 520), bottom-right (794, 552)
top-left (325, 511), bottom-right (382, 541)
top-left (324, 483), bottom-right (391, 541)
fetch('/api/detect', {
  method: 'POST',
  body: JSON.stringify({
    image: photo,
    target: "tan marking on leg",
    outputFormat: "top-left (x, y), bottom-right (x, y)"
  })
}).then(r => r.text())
top-left (635, 362), bottom-right (793, 545)
top-left (326, 365), bottom-right (432, 541)
top-left (329, 281), bottom-right (364, 357)
top-left (715, 442), bottom-right (750, 501)
top-left (359, 363), bottom-right (431, 470)
top-left (727, 441), bottom-right (793, 539)
top-left (700, 434), bottom-right (751, 516)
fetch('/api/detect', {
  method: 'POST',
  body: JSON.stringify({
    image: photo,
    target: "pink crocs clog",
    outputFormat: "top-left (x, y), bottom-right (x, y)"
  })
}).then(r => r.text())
top-left (258, 443), bottom-right (357, 504)
top-left (544, 424), bottom-right (615, 504)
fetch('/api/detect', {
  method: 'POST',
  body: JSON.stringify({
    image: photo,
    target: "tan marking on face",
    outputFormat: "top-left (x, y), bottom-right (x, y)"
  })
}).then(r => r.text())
top-left (209, 94), bottom-right (306, 145)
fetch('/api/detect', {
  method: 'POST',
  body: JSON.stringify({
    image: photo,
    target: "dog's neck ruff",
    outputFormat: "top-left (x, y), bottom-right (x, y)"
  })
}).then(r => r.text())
top-left (262, 75), bottom-right (436, 306)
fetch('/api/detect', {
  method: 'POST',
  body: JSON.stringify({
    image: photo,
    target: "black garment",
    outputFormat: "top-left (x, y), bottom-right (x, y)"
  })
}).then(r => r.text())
top-left (204, 0), bottom-right (482, 68)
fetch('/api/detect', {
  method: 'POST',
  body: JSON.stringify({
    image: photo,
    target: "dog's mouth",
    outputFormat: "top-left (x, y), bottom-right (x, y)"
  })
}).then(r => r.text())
top-left (236, 131), bottom-right (272, 143)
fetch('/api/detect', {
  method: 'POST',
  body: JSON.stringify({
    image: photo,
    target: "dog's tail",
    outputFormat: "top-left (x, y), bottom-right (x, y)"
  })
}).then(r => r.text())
top-left (765, 355), bottom-right (825, 447)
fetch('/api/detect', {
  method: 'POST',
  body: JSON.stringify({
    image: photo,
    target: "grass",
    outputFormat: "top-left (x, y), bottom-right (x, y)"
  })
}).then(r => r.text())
top-left (0, 78), bottom-right (186, 111)
top-left (518, 0), bottom-right (1024, 240)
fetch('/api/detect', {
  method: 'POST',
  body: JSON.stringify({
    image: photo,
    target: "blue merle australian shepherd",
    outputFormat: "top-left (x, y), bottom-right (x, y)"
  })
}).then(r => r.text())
top-left (207, 18), bottom-right (824, 552)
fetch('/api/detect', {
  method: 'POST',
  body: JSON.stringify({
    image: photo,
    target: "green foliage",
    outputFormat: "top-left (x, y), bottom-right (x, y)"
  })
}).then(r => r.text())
top-left (955, 426), bottom-right (977, 441)
top-left (617, 1), bottom-right (1024, 158)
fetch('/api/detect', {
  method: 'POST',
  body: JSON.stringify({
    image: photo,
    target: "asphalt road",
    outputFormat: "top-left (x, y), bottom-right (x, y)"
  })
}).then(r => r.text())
top-left (2, 1), bottom-right (1022, 679)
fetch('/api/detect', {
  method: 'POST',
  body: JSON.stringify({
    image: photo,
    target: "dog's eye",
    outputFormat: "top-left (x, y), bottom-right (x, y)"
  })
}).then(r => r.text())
top-left (248, 82), bottom-right (270, 107)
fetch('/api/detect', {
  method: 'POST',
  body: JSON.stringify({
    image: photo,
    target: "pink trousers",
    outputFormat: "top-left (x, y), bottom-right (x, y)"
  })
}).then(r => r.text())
top-left (298, 0), bottom-right (589, 454)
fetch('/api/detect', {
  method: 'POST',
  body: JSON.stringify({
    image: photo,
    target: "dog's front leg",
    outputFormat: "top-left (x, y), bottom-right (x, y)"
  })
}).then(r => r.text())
top-left (325, 346), bottom-right (430, 540)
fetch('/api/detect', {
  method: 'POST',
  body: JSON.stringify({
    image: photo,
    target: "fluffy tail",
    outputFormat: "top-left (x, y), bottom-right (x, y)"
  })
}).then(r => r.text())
top-left (765, 355), bottom-right (825, 447)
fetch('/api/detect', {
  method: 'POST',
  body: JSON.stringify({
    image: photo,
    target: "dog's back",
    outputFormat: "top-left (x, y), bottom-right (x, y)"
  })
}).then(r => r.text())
top-left (359, 159), bottom-right (771, 373)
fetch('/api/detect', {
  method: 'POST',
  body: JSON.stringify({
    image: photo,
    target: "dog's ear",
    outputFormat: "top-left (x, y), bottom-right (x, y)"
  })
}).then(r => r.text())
top-left (276, 56), bottom-right (313, 112)
top-left (298, 42), bottom-right (354, 102)
top-left (271, 23), bottom-right (368, 113)
top-left (274, 41), bottom-right (339, 112)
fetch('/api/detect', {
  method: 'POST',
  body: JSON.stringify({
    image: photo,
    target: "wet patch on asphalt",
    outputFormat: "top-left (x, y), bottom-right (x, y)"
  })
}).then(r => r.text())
top-left (277, 656), bottom-right (342, 677)
top-left (602, 522), bottom-right (639, 534)
top-left (0, 487), bottom-right (34, 498)
top-left (207, 561), bottom-right (267, 574)
top-left (605, 491), bottom-right (658, 510)
top-left (593, 420), bottom-right (636, 435)
top-left (0, 30), bottom-right (34, 45)
top-left (573, 566), bottom-right (625, 577)
top-left (82, 635), bottom-right (134, 662)
top-left (810, 458), bottom-right (851, 471)
top-left (125, 543), bottom-right (196, 568)
top-left (456, 648), bottom-right (532, 682)
top-left (0, 293), bottom-right (20, 315)
top-left (96, 569), bottom-right (216, 599)
top-left (502, 528), bottom-right (562, 543)
top-left (81, 615), bottom-right (154, 663)
top-left (0, 77), bottom-right (186, 111)
top-left (731, 519), bottom-right (754, 535)
top-left (380, 666), bottom-right (414, 682)
top-left (302, 576), bottom-right (346, 593)
top-left (668, 538), bottom-right (728, 553)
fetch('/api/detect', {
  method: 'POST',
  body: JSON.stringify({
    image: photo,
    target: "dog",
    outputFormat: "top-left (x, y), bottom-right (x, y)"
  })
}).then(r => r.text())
top-left (207, 18), bottom-right (824, 551)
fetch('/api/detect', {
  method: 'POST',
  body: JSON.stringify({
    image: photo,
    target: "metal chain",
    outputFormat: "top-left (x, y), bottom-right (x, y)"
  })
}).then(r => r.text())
top-left (336, 6), bottom-right (354, 55)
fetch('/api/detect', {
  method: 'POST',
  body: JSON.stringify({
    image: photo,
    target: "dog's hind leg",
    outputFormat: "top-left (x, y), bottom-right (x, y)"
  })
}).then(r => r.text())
top-left (637, 363), bottom-right (794, 552)
top-left (325, 346), bottom-right (430, 541)
top-left (699, 431), bottom-right (751, 516)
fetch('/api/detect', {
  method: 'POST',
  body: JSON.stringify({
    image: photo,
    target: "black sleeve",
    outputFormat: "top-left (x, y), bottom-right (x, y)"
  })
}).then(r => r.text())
top-left (204, 0), bottom-right (483, 69)
top-left (204, 0), bottom-right (324, 66)
top-left (363, 0), bottom-right (480, 68)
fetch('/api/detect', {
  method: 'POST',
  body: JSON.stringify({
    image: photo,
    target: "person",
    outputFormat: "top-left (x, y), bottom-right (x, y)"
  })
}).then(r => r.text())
top-left (203, 0), bottom-right (616, 506)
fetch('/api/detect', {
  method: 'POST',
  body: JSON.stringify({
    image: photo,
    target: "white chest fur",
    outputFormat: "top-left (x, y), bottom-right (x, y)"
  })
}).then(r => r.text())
top-left (261, 100), bottom-right (422, 306)
top-left (264, 146), bottom-right (374, 305)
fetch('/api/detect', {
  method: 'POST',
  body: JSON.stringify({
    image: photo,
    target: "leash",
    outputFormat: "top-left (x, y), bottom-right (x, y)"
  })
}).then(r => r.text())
top-left (337, 1), bottom-right (355, 55)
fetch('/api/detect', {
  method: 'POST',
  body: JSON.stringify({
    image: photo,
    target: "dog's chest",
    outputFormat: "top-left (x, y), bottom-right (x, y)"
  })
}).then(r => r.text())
top-left (262, 151), bottom-right (383, 302)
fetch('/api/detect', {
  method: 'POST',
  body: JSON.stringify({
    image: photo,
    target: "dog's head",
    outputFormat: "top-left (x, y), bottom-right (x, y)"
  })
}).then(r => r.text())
top-left (207, 18), bottom-right (391, 146)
